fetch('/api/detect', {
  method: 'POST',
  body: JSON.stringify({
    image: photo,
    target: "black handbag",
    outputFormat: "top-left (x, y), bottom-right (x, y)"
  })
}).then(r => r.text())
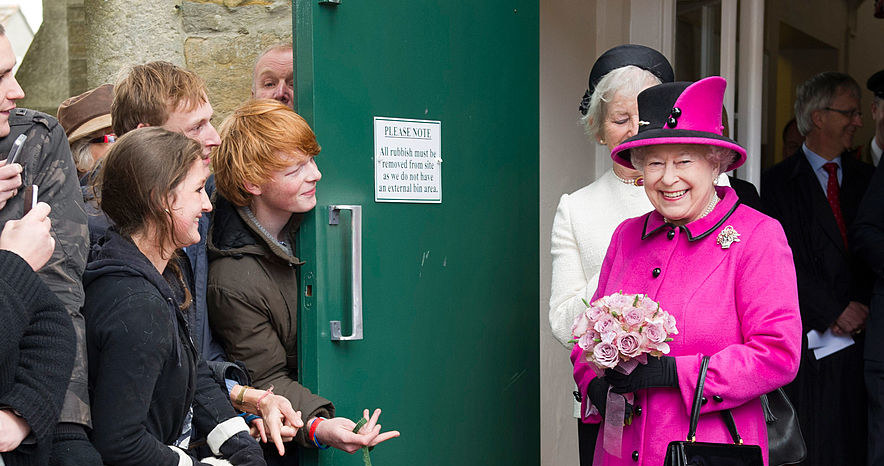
top-left (761, 387), bottom-right (807, 465)
top-left (664, 356), bottom-right (764, 466)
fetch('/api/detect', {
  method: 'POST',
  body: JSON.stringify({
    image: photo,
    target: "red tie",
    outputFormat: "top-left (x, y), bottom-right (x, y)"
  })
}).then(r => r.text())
top-left (823, 162), bottom-right (848, 247)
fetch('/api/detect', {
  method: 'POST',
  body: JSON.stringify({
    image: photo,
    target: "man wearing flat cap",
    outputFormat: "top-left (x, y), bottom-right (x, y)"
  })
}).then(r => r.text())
top-left (861, 69), bottom-right (884, 167)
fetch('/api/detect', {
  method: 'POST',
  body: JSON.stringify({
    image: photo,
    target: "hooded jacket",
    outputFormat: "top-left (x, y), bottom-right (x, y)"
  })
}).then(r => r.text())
top-left (207, 194), bottom-right (333, 448)
top-left (83, 229), bottom-right (262, 465)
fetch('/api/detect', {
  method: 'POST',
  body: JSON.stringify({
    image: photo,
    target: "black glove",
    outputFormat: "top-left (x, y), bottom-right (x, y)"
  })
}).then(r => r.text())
top-left (218, 430), bottom-right (267, 466)
top-left (587, 377), bottom-right (633, 422)
top-left (605, 356), bottom-right (677, 394)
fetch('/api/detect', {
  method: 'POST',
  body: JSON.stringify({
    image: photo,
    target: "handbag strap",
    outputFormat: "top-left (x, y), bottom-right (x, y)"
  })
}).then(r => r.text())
top-left (686, 355), bottom-right (742, 445)
top-left (686, 355), bottom-right (710, 441)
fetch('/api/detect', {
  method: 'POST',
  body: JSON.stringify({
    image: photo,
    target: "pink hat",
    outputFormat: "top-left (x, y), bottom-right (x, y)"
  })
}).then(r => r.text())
top-left (610, 76), bottom-right (746, 172)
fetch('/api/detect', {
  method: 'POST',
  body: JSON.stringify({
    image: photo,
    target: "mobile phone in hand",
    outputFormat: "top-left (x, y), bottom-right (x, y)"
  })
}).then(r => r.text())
top-left (6, 134), bottom-right (26, 165)
top-left (22, 185), bottom-right (37, 215)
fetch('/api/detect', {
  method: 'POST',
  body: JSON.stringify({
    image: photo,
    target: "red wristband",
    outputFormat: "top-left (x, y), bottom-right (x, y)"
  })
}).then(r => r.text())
top-left (309, 417), bottom-right (329, 449)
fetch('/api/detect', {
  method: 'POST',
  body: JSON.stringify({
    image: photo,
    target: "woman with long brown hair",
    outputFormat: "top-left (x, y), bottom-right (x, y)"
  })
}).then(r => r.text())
top-left (82, 127), bottom-right (267, 465)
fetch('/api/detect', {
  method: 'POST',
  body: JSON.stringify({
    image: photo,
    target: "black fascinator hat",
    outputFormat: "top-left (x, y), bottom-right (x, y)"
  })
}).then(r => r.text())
top-left (578, 44), bottom-right (675, 115)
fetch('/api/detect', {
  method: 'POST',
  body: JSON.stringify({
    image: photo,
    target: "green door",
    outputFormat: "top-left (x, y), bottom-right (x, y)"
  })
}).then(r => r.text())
top-left (295, 2), bottom-right (539, 464)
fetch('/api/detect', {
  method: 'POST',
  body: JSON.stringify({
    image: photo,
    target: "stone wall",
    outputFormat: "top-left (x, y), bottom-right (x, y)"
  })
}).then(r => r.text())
top-left (180, 0), bottom-right (293, 121)
top-left (15, 0), bottom-right (71, 115)
top-left (16, 0), bottom-right (292, 122)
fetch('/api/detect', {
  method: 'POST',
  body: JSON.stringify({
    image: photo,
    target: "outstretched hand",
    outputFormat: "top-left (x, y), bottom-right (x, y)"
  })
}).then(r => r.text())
top-left (314, 409), bottom-right (400, 453)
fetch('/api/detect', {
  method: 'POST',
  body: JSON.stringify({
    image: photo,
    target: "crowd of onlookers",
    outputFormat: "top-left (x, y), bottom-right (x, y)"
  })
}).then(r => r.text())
top-left (0, 27), bottom-right (397, 466)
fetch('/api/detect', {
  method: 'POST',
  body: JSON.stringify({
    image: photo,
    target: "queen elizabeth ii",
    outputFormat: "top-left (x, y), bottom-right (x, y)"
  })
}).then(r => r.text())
top-left (571, 76), bottom-right (802, 466)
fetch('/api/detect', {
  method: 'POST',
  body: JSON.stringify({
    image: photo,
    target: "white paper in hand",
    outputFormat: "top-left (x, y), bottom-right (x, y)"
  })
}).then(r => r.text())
top-left (807, 328), bottom-right (854, 359)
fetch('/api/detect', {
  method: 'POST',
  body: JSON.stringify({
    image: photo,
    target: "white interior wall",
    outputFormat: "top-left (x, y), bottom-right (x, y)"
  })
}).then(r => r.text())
top-left (539, 1), bottom-right (598, 464)
top-left (539, 1), bottom-right (672, 464)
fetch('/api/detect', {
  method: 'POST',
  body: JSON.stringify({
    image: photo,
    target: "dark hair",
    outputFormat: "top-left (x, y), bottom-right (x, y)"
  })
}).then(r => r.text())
top-left (98, 127), bottom-right (202, 307)
top-left (781, 118), bottom-right (798, 141)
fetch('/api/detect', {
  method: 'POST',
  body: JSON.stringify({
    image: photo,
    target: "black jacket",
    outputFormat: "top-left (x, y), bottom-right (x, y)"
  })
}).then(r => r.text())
top-left (0, 251), bottom-right (75, 466)
top-left (762, 149), bottom-right (875, 332)
top-left (852, 159), bottom-right (884, 361)
top-left (83, 229), bottom-right (263, 465)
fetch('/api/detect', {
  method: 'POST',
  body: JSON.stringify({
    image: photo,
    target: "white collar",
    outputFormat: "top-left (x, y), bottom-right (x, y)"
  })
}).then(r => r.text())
top-left (871, 137), bottom-right (883, 167)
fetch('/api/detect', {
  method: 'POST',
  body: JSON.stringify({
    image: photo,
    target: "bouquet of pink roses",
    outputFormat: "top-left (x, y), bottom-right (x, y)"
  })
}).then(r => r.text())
top-left (571, 292), bottom-right (678, 376)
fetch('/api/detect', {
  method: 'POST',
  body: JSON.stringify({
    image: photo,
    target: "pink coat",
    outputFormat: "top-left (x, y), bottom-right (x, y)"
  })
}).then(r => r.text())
top-left (571, 187), bottom-right (802, 466)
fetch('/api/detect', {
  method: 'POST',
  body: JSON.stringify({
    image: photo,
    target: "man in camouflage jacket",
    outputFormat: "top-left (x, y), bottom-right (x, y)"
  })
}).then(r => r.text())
top-left (0, 29), bottom-right (96, 463)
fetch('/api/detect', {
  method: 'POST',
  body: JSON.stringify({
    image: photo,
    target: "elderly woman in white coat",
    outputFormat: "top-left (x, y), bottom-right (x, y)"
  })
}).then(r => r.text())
top-left (549, 44), bottom-right (675, 465)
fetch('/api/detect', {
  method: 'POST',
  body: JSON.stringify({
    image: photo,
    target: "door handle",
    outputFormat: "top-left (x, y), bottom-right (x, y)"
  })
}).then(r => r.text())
top-left (327, 205), bottom-right (363, 341)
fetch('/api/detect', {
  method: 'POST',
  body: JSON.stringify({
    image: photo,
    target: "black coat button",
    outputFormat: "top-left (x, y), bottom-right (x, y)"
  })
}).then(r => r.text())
top-left (667, 230), bottom-right (675, 240)
top-left (652, 268), bottom-right (661, 277)
top-left (667, 116), bottom-right (678, 127)
top-left (632, 450), bottom-right (639, 461)
top-left (573, 391), bottom-right (582, 402)
top-left (634, 406), bottom-right (642, 416)
top-left (713, 395), bottom-right (723, 402)
top-left (701, 396), bottom-right (708, 405)
top-left (671, 107), bottom-right (682, 117)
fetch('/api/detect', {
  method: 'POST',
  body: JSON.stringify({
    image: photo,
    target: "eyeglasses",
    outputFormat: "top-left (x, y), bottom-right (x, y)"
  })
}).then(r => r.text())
top-left (824, 107), bottom-right (863, 119)
top-left (89, 134), bottom-right (116, 144)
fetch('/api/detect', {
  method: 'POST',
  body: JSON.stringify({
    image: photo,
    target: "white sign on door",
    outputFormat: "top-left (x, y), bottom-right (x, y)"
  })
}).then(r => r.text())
top-left (374, 117), bottom-right (441, 203)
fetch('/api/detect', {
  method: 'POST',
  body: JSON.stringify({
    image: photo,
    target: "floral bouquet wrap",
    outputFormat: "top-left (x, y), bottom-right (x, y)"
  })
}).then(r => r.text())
top-left (571, 292), bottom-right (677, 376)
top-left (571, 292), bottom-right (678, 457)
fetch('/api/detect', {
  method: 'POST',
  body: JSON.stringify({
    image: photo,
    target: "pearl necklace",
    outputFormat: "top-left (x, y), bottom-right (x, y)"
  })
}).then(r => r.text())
top-left (613, 171), bottom-right (644, 187)
top-left (664, 193), bottom-right (719, 224)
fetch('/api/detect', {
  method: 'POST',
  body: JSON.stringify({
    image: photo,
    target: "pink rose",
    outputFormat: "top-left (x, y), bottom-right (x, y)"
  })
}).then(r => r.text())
top-left (639, 298), bottom-right (660, 318)
top-left (578, 332), bottom-right (597, 352)
top-left (644, 322), bottom-right (667, 344)
top-left (623, 307), bottom-right (645, 328)
top-left (650, 341), bottom-right (671, 355)
top-left (600, 330), bottom-right (618, 344)
top-left (571, 312), bottom-right (591, 339)
top-left (608, 293), bottom-right (631, 309)
top-left (663, 313), bottom-right (678, 335)
top-left (594, 315), bottom-right (619, 335)
top-left (616, 332), bottom-right (644, 358)
top-left (593, 342), bottom-right (619, 368)
top-left (586, 305), bottom-right (605, 322)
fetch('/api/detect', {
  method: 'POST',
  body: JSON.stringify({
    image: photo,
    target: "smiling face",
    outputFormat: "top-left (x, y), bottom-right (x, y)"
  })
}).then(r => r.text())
top-left (162, 99), bottom-right (221, 162)
top-left (813, 89), bottom-right (862, 157)
top-left (252, 48), bottom-right (294, 109)
top-left (248, 151), bottom-right (322, 223)
top-left (168, 160), bottom-right (212, 248)
top-left (0, 35), bottom-right (24, 138)
top-left (639, 144), bottom-right (718, 226)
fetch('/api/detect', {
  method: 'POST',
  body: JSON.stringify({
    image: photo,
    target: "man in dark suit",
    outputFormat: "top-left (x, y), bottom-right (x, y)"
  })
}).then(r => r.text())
top-left (762, 71), bottom-right (875, 466)
top-left (857, 70), bottom-right (884, 167)
top-left (853, 119), bottom-right (884, 465)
